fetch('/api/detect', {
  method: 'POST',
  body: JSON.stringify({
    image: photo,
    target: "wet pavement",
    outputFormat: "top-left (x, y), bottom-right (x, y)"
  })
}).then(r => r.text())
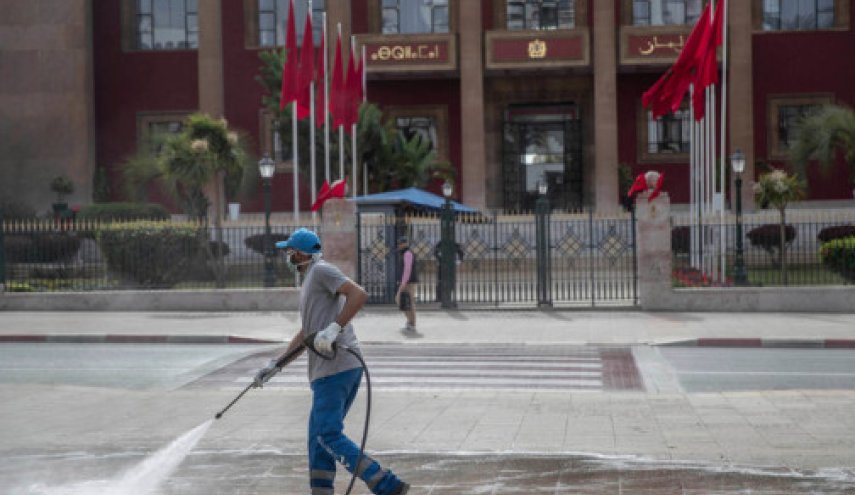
top-left (8, 451), bottom-right (855, 494)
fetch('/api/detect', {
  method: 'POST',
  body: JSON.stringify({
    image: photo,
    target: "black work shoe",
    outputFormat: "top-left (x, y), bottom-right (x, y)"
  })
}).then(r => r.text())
top-left (391, 481), bottom-right (410, 494)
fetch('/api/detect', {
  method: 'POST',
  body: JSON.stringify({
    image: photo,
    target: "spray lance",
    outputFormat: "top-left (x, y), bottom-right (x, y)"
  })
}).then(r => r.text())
top-left (212, 334), bottom-right (373, 495)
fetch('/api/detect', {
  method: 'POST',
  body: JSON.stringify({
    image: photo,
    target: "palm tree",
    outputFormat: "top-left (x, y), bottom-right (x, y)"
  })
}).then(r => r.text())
top-left (753, 170), bottom-right (806, 284)
top-left (122, 113), bottom-right (254, 287)
top-left (791, 104), bottom-right (855, 187)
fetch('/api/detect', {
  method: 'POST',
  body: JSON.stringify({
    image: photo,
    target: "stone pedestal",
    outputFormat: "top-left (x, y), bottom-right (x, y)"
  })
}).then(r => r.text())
top-left (635, 192), bottom-right (672, 309)
top-left (321, 199), bottom-right (357, 280)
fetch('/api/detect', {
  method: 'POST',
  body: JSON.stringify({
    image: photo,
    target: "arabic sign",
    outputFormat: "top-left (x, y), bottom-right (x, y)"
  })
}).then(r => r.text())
top-left (487, 32), bottom-right (588, 69)
top-left (364, 41), bottom-right (450, 66)
top-left (631, 34), bottom-right (686, 57)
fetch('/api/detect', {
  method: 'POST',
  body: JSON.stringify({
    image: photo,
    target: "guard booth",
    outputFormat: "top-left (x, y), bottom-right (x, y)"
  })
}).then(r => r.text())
top-left (354, 188), bottom-right (478, 304)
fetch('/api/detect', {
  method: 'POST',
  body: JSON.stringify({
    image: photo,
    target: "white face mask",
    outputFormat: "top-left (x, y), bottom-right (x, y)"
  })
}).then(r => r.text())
top-left (285, 252), bottom-right (321, 273)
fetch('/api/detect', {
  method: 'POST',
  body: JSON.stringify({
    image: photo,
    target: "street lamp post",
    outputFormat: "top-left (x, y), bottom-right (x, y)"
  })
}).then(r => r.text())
top-left (535, 181), bottom-right (552, 307)
top-left (731, 148), bottom-right (748, 286)
top-left (259, 154), bottom-right (276, 288)
top-left (439, 181), bottom-right (457, 309)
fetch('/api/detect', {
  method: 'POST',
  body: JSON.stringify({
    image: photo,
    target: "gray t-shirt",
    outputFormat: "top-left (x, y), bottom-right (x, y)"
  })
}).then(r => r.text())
top-left (300, 260), bottom-right (362, 382)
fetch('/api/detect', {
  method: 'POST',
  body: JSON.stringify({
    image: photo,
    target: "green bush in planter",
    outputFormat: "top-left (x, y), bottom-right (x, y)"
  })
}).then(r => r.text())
top-left (819, 237), bottom-right (855, 283)
top-left (97, 221), bottom-right (203, 288)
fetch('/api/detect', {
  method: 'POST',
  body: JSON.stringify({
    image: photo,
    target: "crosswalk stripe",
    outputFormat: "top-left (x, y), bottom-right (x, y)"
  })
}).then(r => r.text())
top-left (263, 376), bottom-right (603, 386)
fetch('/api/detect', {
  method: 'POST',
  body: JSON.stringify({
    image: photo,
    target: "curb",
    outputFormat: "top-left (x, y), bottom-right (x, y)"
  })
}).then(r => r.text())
top-left (659, 338), bottom-right (855, 349)
top-left (0, 335), bottom-right (283, 345)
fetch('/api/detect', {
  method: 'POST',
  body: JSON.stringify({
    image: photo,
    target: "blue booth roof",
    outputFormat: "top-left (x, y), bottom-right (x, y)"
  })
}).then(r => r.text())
top-left (353, 187), bottom-right (479, 213)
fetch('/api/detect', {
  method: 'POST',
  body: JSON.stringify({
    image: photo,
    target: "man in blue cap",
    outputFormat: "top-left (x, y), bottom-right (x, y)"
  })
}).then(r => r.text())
top-left (253, 228), bottom-right (409, 495)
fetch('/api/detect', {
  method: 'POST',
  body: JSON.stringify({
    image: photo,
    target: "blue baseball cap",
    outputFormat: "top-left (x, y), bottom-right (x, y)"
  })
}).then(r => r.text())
top-left (275, 228), bottom-right (322, 254)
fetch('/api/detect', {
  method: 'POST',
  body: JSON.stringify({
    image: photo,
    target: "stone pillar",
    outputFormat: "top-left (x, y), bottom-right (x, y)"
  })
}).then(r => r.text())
top-left (0, 0), bottom-right (95, 209)
top-left (729, 0), bottom-right (755, 210)
top-left (459, 0), bottom-right (487, 209)
top-left (592, 0), bottom-right (619, 213)
top-left (321, 199), bottom-right (357, 280)
top-left (197, 0), bottom-right (224, 117)
top-left (635, 192), bottom-right (673, 310)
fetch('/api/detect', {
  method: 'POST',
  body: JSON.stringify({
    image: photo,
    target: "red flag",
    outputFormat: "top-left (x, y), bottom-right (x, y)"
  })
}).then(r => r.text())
top-left (310, 179), bottom-right (347, 211)
top-left (314, 22), bottom-right (326, 128)
top-left (330, 31), bottom-right (345, 128)
top-left (296, 10), bottom-right (314, 120)
top-left (642, 3), bottom-right (712, 119)
top-left (279, 0), bottom-right (298, 111)
top-left (691, 0), bottom-right (724, 120)
top-left (344, 44), bottom-right (360, 130)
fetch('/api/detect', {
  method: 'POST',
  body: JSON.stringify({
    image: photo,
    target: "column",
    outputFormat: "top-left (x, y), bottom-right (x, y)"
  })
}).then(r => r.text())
top-left (459, 0), bottom-right (487, 209)
top-left (197, 0), bottom-right (224, 116)
top-left (592, 0), bottom-right (619, 213)
top-left (729, 0), bottom-right (755, 210)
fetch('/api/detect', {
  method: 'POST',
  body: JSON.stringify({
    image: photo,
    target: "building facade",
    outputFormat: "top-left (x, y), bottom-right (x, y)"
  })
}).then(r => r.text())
top-left (2, 1), bottom-right (853, 214)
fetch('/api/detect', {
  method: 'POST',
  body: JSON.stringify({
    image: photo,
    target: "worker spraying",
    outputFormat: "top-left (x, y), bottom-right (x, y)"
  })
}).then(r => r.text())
top-left (253, 228), bottom-right (410, 495)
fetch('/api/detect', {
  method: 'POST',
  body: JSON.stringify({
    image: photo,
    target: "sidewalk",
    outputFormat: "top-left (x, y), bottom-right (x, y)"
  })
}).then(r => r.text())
top-left (1, 309), bottom-right (854, 346)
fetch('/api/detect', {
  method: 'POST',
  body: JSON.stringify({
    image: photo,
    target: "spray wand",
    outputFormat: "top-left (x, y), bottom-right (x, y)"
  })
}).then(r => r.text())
top-left (214, 343), bottom-right (307, 420)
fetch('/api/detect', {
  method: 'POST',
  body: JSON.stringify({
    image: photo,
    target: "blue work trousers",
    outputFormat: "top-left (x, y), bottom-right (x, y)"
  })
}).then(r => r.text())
top-left (308, 367), bottom-right (404, 495)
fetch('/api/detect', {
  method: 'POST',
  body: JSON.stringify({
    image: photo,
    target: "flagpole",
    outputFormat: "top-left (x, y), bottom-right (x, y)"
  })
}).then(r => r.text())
top-left (337, 23), bottom-right (344, 183)
top-left (719, 0), bottom-right (729, 282)
top-left (690, 85), bottom-right (697, 269)
top-left (323, 13), bottom-right (330, 184)
top-left (351, 35), bottom-right (358, 198)
top-left (292, 102), bottom-right (299, 220)
top-left (362, 44), bottom-right (368, 196)
top-left (307, 0), bottom-right (316, 216)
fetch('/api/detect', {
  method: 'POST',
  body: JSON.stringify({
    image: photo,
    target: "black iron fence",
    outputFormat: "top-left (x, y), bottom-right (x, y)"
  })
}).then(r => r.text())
top-left (671, 210), bottom-right (855, 287)
top-left (358, 210), bottom-right (638, 308)
top-left (0, 218), bottom-right (319, 291)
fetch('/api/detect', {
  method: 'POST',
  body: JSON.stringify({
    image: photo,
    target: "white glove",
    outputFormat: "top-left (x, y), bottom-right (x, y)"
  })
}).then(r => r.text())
top-left (253, 359), bottom-right (280, 388)
top-left (314, 322), bottom-right (342, 355)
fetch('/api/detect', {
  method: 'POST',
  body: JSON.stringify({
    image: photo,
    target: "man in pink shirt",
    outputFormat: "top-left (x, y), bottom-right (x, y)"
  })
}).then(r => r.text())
top-left (395, 236), bottom-right (418, 334)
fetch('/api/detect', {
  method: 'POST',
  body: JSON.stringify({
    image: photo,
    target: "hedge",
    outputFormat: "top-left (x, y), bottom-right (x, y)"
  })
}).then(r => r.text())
top-left (97, 221), bottom-right (203, 288)
top-left (78, 202), bottom-right (170, 222)
top-left (747, 224), bottom-right (796, 252)
top-left (817, 225), bottom-right (855, 243)
top-left (244, 233), bottom-right (290, 255)
top-left (4, 233), bottom-right (81, 263)
top-left (819, 237), bottom-right (855, 283)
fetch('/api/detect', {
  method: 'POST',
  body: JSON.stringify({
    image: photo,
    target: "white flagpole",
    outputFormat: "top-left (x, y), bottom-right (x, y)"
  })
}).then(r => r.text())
top-left (720, 0), bottom-right (729, 282)
top-left (337, 23), bottom-right (344, 183)
top-left (362, 44), bottom-right (368, 196)
top-left (310, 81), bottom-right (316, 211)
top-left (292, 101), bottom-right (299, 220)
top-left (690, 85), bottom-right (698, 268)
top-left (308, 1), bottom-right (316, 213)
top-left (351, 36), bottom-right (358, 198)
top-left (323, 13), bottom-right (330, 184)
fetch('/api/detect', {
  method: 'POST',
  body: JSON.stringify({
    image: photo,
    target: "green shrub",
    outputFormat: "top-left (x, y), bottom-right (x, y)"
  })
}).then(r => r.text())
top-left (97, 221), bottom-right (204, 288)
top-left (244, 233), bottom-right (290, 255)
top-left (817, 225), bottom-right (855, 243)
top-left (0, 201), bottom-right (37, 220)
top-left (4, 233), bottom-right (81, 263)
top-left (820, 237), bottom-right (855, 283)
top-left (78, 202), bottom-right (170, 222)
top-left (747, 224), bottom-right (796, 253)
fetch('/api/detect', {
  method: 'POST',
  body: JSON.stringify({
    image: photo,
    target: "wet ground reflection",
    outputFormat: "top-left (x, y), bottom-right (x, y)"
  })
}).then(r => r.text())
top-left (8, 451), bottom-right (855, 494)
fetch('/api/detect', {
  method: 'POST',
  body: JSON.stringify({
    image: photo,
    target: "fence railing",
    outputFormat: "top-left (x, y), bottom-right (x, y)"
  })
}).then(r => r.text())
top-left (358, 210), bottom-right (637, 307)
top-left (671, 209), bottom-right (855, 287)
top-left (0, 217), bottom-right (320, 292)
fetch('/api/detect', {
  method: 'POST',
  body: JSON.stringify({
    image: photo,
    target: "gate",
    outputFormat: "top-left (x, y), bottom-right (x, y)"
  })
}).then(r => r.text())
top-left (358, 210), bottom-right (637, 307)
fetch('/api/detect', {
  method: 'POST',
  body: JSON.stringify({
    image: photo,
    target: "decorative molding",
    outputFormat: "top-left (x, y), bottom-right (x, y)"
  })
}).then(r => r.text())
top-left (485, 28), bottom-right (590, 70)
